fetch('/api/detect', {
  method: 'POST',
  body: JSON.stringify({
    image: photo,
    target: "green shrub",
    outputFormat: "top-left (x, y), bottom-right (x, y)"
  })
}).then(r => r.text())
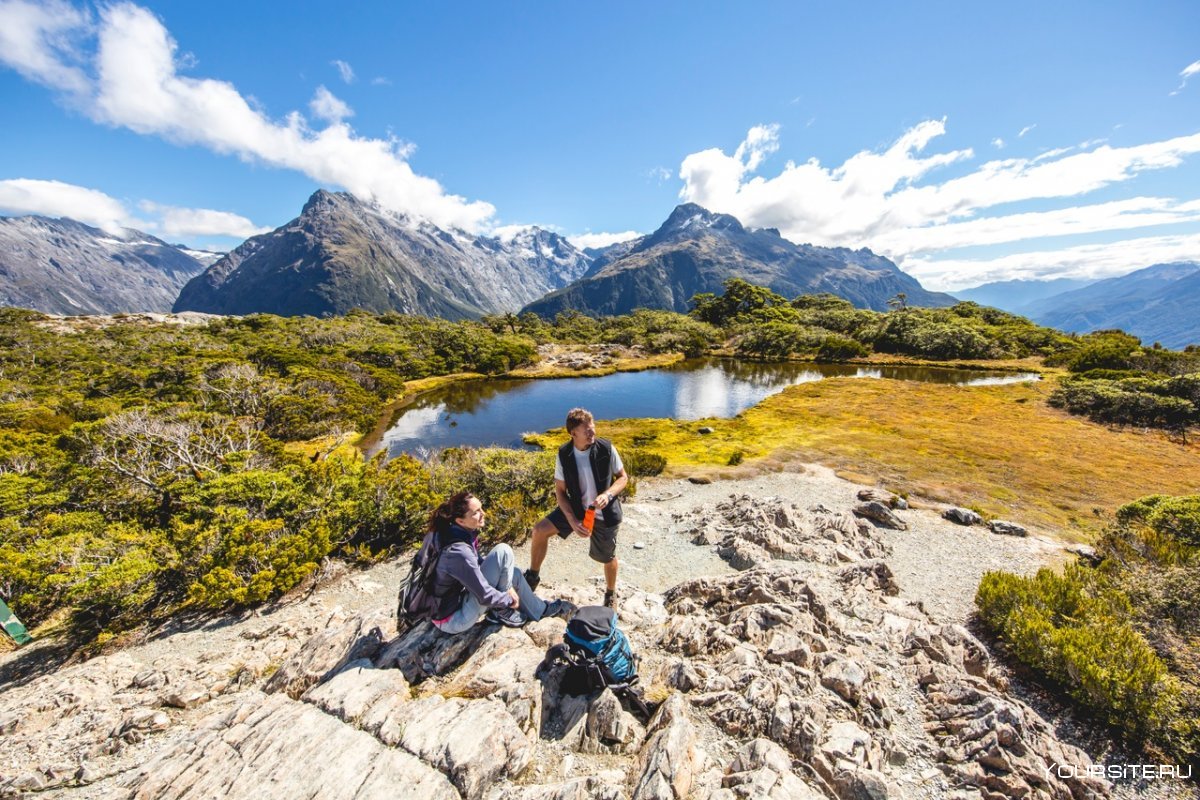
top-left (976, 565), bottom-right (1177, 742)
top-left (624, 448), bottom-right (667, 477)
top-left (817, 334), bottom-right (868, 361)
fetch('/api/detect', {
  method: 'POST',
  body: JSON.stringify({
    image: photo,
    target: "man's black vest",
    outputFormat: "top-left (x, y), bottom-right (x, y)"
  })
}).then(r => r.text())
top-left (558, 437), bottom-right (623, 527)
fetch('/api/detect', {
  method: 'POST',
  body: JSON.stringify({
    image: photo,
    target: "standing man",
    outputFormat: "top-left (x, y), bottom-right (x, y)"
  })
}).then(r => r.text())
top-left (525, 408), bottom-right (628, 609)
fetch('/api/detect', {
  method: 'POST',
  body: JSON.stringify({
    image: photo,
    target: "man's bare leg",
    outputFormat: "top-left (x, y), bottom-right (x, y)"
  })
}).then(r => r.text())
top-left (529, 518), bottom-right (557, 574)
top-left (603, 557), bottom-right (618, 592)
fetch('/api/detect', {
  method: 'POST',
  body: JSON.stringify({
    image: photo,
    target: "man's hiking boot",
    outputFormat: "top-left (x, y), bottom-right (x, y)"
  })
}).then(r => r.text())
top-left (603, 589), bottom-right (617, 610)
top-left (542, 599), bottom-right (577, 621)
top-left (523, 569), bottom-right (540, 591)
top-left (486, 607), bottom-right (527, 628)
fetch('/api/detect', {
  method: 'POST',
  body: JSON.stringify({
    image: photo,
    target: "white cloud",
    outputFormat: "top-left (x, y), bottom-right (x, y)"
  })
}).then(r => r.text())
top-left (567, 231), bottom-right (642, 250)
top-left (871, 196), bottom-right (1200, 256)
top-left (645, 166), bottom-right (672, 183)
top-left (0, 1), bottom-right (496, 233)
top-left (1171, 59), bottom-right (1200, 95)
top-left (491, 224), bottom-right (538, 242)
top-left (0, 178), bottom-right (129, 230)
top-left (991, 138), bottom-right (1005, 149)
top-left (1018, 124), bottom-right (1036, 138)
top-left (0, 0), bottom-right (90, 94)
top-left (138, 201), bottom-right (271, 238)
top-left (679, 122), bottom-right (1200, 289)
top-left (0, 177), bottom-right (269, 241)
top-left (906, 231), bottom-right (1200, 291)
top-left (370, 76), bottom-right (391, 86)
top-left (331, 58), bottom-right (354, 84)
top-left (309, 85), bottom-right (352, 122)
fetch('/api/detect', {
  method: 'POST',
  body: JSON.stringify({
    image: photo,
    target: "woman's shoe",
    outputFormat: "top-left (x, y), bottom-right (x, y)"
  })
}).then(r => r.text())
top-left (486, 607), bottom-right (527, 628)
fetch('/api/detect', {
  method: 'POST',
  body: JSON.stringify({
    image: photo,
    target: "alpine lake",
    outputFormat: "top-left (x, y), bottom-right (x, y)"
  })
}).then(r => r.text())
top-left (365, 358), bottom-right (1039, 459)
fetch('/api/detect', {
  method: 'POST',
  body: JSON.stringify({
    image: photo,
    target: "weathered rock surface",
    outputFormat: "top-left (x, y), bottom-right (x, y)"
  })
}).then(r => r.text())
top-left (122, 692), bottom-right (459, 800)
top-left (988, 519), bottom-right (1028, 537)
top-left (685, 494), bottom-right (890, 569)
top-left (941, 507), bottom-right (983, 526)
top-left (853, 501), bottom-right (909, 530)
top-left (0, 493), bottom-right (1112, 800)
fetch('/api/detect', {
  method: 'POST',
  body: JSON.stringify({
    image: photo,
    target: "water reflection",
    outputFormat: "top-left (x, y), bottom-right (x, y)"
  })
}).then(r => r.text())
top-left (371, 359), bottom-right (1038, 458)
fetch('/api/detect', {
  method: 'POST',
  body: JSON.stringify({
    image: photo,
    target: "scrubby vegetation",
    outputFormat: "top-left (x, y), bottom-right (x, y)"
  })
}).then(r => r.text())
top-left (0, 307), bottom-right (682, 644)
top-left (1046, 330), bottom-right (1200, 437)
top-left (2, 286), bottom-right (1194, 646)
top-left (689, 278), bottom-right (1076, 361)
top-left (976, 493), bottom-right (1200, 766)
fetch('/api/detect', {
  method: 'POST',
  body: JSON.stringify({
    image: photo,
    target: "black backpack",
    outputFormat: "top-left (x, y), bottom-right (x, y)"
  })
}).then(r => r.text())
top-left (541, 606), bottom-right (653, 722)
top-left (397, 533), bottom-right (445, 624)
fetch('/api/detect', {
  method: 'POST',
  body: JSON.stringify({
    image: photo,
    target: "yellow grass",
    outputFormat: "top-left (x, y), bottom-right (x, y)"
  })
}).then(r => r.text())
top-left (527, 375), bottom-right (1200, 541)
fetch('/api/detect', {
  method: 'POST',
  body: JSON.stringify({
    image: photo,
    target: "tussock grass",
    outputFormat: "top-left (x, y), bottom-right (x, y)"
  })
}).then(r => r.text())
top-left (528, 375), bottom-right (1199, 540)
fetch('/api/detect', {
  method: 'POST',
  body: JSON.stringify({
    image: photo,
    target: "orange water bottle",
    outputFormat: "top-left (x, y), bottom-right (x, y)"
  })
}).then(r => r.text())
top-left (583, 504), bottom-right (596, 532)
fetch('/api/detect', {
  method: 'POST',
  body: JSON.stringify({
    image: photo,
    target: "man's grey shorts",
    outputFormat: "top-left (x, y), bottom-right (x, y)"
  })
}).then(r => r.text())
top-left (545, 508), bottom-right (619, 564)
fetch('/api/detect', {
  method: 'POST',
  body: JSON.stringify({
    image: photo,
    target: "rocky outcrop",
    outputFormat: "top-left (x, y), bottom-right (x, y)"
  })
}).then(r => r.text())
top-left (0, 495), bottom-right (1107, 800)
top-left (942, 507), bottom-right (983, 526)
top-left (686, 494), bottom-right (890, 569)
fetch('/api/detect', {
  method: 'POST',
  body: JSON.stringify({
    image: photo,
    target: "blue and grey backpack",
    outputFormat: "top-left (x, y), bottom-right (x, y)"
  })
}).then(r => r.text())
top-left (563, 606), bottom-right (637, 688)
top-left (546, 605), bottom-right (653, 722)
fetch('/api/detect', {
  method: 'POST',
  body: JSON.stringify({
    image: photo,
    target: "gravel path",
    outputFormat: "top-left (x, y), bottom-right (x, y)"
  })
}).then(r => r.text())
top-left (514, 463), bottom-right (1068, 625)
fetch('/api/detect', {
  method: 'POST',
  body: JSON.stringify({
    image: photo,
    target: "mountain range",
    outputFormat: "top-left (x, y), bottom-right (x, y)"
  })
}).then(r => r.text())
top-left (951, 277), bottom-right (1095, 312)
top-left (173, 190), bottom-right (591, 319)
top-left (1021, 262), bottom-right (1200, 349)
top-left (4, 193), bottom-right (1198, 349)
top-left (522, 204), bottom-right (956, 316)
top-left (0, 215), bottom-right (213, 315)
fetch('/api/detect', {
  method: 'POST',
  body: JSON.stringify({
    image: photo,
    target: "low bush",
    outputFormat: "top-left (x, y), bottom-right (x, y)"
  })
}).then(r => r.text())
top-left (977, 492), bottom-right (1200, 765)
top-left (976, 565), bottom-right (1177, 741)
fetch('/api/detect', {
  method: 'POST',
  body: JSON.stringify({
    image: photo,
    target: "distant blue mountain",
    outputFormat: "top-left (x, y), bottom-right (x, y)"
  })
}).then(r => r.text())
top-left (1022, 262), bottom-right (1200, 349)
top-left (952, 277), bottom-right (1095, 314)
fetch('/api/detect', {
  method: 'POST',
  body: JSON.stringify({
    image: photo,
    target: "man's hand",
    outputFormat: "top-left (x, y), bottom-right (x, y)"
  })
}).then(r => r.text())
top-left (571, 518), bottom-right (591, 537)
top-left (508, 587), bottom-right (520, 609)
top-left (593, 492), bottom-right (611, 510)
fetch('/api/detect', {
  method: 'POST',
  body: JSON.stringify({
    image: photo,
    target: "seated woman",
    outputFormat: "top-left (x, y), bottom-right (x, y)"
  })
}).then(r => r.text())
top-left (426, 491), bottom-right (575, 633)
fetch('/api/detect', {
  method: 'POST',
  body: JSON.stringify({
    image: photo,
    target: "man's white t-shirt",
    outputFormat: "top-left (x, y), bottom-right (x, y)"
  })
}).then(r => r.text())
top-left (555, 444), bottom-right (623, 509)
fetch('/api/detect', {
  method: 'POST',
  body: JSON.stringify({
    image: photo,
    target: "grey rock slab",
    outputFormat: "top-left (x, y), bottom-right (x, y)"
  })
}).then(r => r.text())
top-left (988, 519), bottom-right (1028, 537)
top-left (438, 626), bottom-right (544, 699)
top-left (941, 507), bottom-right (982, 526)
top-left (852, 502), bottom-right (907, 531)
top-left (301, 659), bottom-right (411, 724)
top-left (631, 693), bottom-right (697, 800)
top-left (121, 692), bottom-right (457, 800)
top-left (264, 609), bottom-right (392, 699)
top-left (370, 693), bottom-right (532, 800)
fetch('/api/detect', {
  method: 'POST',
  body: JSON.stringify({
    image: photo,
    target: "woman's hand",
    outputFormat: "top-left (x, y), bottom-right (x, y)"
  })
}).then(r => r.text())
top-left (508, 587), bottom-right (520, 609)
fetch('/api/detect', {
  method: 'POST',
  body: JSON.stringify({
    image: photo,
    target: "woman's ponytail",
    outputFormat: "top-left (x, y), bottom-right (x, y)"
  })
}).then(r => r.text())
top-left (428, 490), bottom-right (476, 535)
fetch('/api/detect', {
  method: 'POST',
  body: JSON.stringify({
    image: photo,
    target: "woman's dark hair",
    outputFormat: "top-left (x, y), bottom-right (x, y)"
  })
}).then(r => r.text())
top-left (428, 491), bottom-right (476, 535)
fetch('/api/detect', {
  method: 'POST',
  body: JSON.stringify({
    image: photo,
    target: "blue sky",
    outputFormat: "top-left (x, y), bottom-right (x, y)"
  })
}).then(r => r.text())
top-left (1, 1), bottom-right (1199, 290)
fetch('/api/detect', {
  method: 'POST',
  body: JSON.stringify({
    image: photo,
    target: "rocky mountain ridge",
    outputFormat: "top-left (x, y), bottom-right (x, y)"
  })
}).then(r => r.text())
top-left (0, 481), bottom-right (1123, 800)
top-left (1023, 261), bottom-right (1200, 349)
top-left (173, 190), bottom-right (592, 319)
top-left (522, 204), bottom-right (957, 317)
top-left (0, 215), bottom-right (206, 315)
